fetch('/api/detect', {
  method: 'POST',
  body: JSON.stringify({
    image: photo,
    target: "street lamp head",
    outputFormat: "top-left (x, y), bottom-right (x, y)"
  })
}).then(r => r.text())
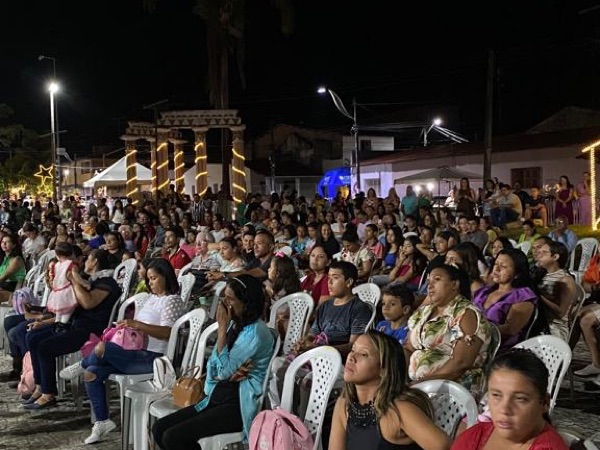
top-left (317, 86), bottom-right (327, 94)
top-left (48, 82), bottom-right (59, 94)
top-left (433, 117), bottom-right (443, 126)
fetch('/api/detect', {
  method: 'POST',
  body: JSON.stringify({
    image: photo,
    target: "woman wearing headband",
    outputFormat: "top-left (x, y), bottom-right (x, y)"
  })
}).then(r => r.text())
top-left (152, 274), bottom-right (275, 450)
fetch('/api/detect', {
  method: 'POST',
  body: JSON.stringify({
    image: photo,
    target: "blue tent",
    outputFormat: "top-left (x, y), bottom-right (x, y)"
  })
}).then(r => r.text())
top-left (317, 167), bottom-right (351, 199)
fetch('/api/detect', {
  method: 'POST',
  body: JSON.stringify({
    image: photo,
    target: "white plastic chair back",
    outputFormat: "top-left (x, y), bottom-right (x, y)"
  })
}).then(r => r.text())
top-left (208, 281), bottom-right (228, 320)
top-left (413, 379), bottom-right (479, 437)
top-left (177, 262), bottom-right (194, 280)
top-left (37, 250), bottom-right (56, 272)
top-left (568, 238), bottom-right (599, 280)
top-left (403, 231), bottom-right (418, 238)
top-left (179, 273), bottom-right (196, 305)
top-left (115, 293), bottom-right (150, 322)
top-left (280, 346), bottom-right (342, 449)
top-left (165, 308), bottom-right (207, 368)
top-left (508, 238), bottom-right (517, 247)
top-left (486, 323), bottom-right (502, 371)
top-left (24, 263), bottom-right (41, 290)
top-left (190, 322), bottom-right (219, 373)
top-left (514, 335), bottom-right (572, 412)
top-left (279, 246), bottom-right (293, 257)
top-left (352, 283), bottom-right (381, 330)
top-left (113, 258), bottom-right (138, 301)
top-left (515, 241), bottom-right (532, 255)
top-left (559, 430), bottom-right (600, 449)
top-left (268, 292), bottom-right (314, 355)
top-left (32, 272), bottom-right (47, 301)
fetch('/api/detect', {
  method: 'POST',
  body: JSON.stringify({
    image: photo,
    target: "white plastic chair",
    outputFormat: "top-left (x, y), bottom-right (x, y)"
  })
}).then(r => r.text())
top-left (332, 252), bottom-right (342, 261)
top-left (486, 323), bottom-right (502, 371)
top-left (147, 322), bottom-right (220, 423)
top-left (559, 430), bottom-right (600, 449)
top-left (122, 308), bottom-right (208, 450)
top-left (279, 346), bottom-right (343, 450)
top-left (113, 258), bottom-right (138, 303)
top-left (177, 261), bottom-right (194, 280)
top-left (515, 241), bottom-right (532, 256)
top-left (115, 293), bottom-right (150, 322)
top-left (352, 283), bottom-right (381, 330)
top-left (508, 238), bottom-right (518, 247)
top-left (403, 231), bottom-right (418, 239)
top-left (568, 237), bottom-right (599, 283)
top-left (413, 379), bottom-right (479, 437)
top-left (514, 334), bottom-right (572, 412)
top-left (279, 245), bottom-right (293, 257)
top-left (179, 273), bottom-right (196, 306)
top-left (268, 292), bottom-right (314, 355)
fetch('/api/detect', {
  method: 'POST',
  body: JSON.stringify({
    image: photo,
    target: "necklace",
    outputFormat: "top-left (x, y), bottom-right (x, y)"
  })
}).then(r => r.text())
top-left (348, 400), bottom-right (376, 428)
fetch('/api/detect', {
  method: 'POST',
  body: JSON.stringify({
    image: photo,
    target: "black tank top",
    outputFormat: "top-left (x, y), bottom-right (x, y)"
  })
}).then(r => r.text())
top-left (346, 401), bottom-right (423, 450)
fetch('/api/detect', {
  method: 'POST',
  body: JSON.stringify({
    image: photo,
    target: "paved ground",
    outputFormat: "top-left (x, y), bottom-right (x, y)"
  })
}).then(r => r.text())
top-left (1, 343), bottom-right (600, 450)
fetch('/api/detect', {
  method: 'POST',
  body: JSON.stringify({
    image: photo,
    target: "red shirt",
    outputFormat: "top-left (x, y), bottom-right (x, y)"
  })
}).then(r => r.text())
top-left (163, 247), bottom-right (192, 270)
top-left (451, 422), bottom-right (568, 450)
top-left (300, 271), bottom-right (330, 306)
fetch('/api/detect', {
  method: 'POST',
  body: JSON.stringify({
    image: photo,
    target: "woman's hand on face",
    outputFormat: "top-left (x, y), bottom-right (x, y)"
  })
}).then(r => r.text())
top-left (216, 300), bottom-right (231, 328)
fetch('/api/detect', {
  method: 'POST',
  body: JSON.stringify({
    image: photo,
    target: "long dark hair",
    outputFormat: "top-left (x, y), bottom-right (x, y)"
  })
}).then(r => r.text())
top-left (271, 255), bottom-right (301, 297)
top-left (225, 274), bottom-right (266, 349)
top-left (145, 258), bottom-right (179, 295)
top-left (488, 348), bottom-right (550, 422)
top-left (452, 242), bottom-right (485, 284)
top-left (428, 260), bottom-right (472, 300)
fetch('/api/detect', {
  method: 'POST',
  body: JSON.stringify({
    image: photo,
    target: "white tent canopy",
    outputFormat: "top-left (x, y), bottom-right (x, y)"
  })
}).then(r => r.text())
top-left (394, 166), bottom-right (483, 184)
top-left (83, 156), bottom-right (152, 188)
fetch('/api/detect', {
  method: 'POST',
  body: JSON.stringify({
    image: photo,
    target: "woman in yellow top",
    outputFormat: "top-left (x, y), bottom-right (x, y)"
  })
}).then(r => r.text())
top-left (0, 234), bottom-right (26, 303)
top-left (517, 220), bottom-right (540, 261)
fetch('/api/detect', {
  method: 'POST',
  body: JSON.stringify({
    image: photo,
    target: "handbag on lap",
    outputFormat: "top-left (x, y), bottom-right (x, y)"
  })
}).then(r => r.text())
top-left (171, 366), bottom-right (205, 408)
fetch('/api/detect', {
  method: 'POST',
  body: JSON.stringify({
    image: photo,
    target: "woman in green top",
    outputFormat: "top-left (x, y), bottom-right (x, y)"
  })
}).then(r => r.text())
top-left (0, 233), bottom-right (26, 303)
top-left (517, 220), bottom-right (540, 261)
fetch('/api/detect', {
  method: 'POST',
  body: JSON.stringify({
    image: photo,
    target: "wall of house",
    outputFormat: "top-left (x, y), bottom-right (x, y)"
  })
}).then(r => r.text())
top-left (360, 145), bottom-right (592, 198)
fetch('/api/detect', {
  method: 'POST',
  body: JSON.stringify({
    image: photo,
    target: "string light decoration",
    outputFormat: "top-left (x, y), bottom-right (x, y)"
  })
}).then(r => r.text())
top-left (582, 139), bottom-right (599, 230)
top-left (173, 140), bottom-right (185, 193)
top-left (231, 133), bottom-right (246, 204)
top-left (157, 141), bottom-right (168, 193)
top-left (35, 164), bottom-right (53, 186)
top-left (194, 135), bottom-right (208, 196)
top-left (124, 140), bottom-right (139, 205)
top-left (150, 141), bottom-right (167, 194)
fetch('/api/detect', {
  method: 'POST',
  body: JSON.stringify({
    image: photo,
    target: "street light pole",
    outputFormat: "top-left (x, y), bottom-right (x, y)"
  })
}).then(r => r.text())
top-left (48, 82), bottom-right (59, 203)
top-left (318, 87), bottom-right (361, 192)
top-left (39, 55), bottom-right (61, 201)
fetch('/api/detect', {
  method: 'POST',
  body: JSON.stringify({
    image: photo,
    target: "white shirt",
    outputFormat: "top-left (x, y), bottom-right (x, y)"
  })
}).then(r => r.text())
top-left (134, 294), bottom-right (186, 354)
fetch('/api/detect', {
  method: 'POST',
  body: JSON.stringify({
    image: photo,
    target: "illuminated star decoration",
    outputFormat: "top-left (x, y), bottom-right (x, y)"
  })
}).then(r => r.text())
top-left (35, 164), bottom-right (54, 186)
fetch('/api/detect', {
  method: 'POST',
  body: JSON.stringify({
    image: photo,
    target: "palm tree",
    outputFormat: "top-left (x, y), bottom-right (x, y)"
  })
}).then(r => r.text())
top-left (143, 0), bottom-right (294, 196)
top-left (144, 0), bottom-right (294, 109)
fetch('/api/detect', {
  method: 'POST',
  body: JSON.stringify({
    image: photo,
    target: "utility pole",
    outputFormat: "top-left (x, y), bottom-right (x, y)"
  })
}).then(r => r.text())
top-left (483, 49), bottom-right (495, 181)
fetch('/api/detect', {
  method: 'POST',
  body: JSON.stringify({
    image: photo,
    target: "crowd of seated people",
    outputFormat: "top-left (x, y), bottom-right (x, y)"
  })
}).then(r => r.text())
top-left (0, 182), bottom-right (595, 449)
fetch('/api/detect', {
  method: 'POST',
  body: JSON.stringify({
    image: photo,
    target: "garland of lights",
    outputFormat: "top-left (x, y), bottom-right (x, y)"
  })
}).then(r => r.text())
top-left (581, 140), bottom-right (598, 231)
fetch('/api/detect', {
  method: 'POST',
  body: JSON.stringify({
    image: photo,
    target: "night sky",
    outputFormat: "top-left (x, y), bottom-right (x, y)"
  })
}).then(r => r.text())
top-left (1, 0), bottom-right (600, 157)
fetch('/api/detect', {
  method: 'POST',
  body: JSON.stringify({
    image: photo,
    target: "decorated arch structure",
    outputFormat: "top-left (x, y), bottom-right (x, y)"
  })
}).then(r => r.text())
top-left (122, 109), bottom-right (246, 204)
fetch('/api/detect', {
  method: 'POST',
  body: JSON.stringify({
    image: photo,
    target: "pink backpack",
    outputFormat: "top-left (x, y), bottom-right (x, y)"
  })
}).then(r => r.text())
top-left (249, 408), bottom-right (314, 450)
top-left (17, 352), bottom-right (35, 396)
